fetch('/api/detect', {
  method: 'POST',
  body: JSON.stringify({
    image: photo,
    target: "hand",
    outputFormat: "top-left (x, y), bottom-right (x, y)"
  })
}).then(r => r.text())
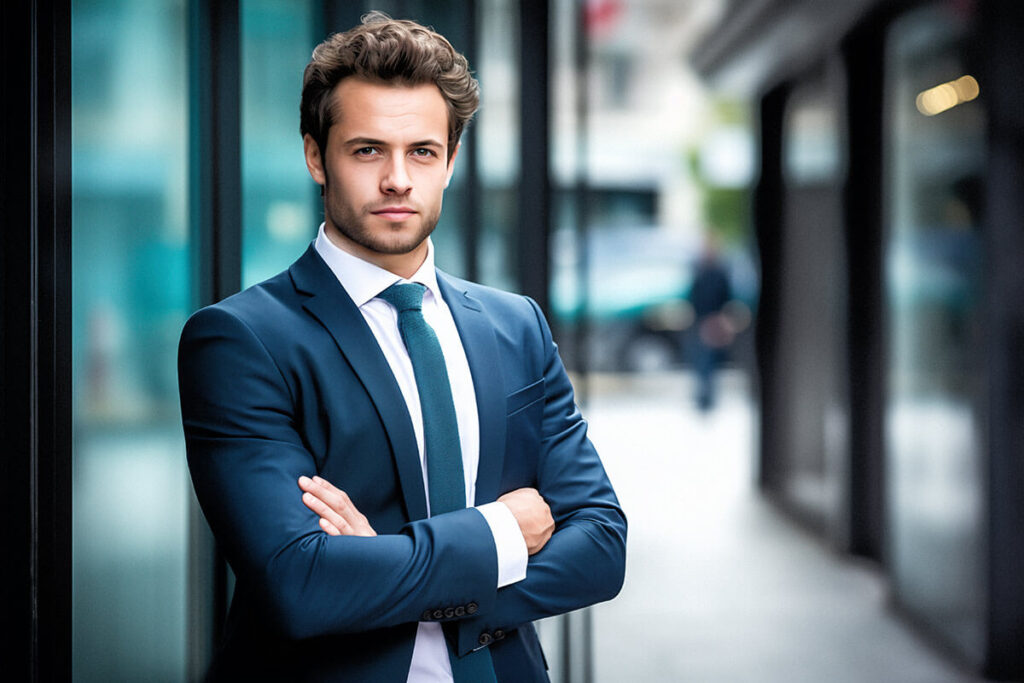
top-left (498, 487), bottom-right (554, 555)
top-left (298, 475), bottom-right (377, 537)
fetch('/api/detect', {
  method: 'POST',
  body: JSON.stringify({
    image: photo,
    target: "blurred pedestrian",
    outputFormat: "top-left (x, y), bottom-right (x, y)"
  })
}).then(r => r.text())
top-left (689, 235), bottom-right (734, 411)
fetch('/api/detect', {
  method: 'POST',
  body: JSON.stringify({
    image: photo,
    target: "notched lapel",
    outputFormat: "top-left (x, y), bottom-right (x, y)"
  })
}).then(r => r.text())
top-left (437, 273), bottom-right (507, 505)
top-left (290, 246), bottom-right (429, 521)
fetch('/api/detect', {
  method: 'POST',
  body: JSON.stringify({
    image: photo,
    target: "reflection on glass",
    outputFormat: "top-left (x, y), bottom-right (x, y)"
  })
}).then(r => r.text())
top-left (775, 73), bottom-right (849, 531)
top-left (242, 0), bottom-right (316, 288)
top-left (72, 0), bottom-right (190, 680)
top-left (885, 4), bottom-right (985, 664)
top-left (476, 0), bottom-right (520, 290)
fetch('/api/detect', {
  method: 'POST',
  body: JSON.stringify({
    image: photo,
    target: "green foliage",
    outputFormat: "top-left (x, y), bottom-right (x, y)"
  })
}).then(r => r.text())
top-left (686, 144), bottom-right (750, 245)
top-left (702, 185), bottom-right (749, 245)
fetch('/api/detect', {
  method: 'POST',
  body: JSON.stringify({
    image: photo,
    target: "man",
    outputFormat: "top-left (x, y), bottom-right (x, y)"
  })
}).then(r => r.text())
top-left (688, 235), bottom-right (734, 411)
top-left (179, 13), bottom-right (625, 682)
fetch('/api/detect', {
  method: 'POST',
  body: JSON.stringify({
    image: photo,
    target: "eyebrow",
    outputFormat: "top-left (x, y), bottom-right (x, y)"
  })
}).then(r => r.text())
top-left (343, 136), bottom-right (445, 150)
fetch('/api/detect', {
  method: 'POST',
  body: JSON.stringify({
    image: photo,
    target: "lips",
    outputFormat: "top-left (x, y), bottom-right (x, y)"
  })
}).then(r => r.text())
top-left (371, 206), bottom-right (416, 221)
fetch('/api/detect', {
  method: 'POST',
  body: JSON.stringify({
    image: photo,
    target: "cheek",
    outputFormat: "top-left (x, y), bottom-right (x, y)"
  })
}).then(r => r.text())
top-left (330, 165), bottom-right (378, 198)
top-left (418, 169), bottom-right (451, 198)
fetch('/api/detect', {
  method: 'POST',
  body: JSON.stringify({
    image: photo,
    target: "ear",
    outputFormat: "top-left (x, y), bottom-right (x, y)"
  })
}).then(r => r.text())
top-left (303, 134), bottom-right (327, 186)
top-left (444, 142), bottom-right (461, 189)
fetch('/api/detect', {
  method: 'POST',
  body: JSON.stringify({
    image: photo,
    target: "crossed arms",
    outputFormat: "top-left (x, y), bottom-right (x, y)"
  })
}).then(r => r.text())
top-left (299, 475), bottom-right (555, 555)
top-left (179, 296), bottom-right (626, 649)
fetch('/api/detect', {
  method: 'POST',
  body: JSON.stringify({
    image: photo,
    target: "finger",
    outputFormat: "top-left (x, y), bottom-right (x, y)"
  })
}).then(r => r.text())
top-left (301, 491), bottom-right (350, 532)
top-left (304, 477), bottom-right (354, 517)
top-left (312, 481), bottom-right (365, 530)
top-left (298, 475), bottom-right (322, 494)
top-left (302, 491), bottom-right (351, 534)
top-left (301, 476), bottom-right (377, 536)
top-left (319, 517), bottom-right (343, 536)
top-left (312, 475), bottom-right (344, 496)
top-left (300, 477), bottom-right (347, 528)
top-left (300, 475), bottom-right (352, 514)
top-left (299, 475), bottom-right (348, 507)
top-left (353, 512), bottom-right (377, 537)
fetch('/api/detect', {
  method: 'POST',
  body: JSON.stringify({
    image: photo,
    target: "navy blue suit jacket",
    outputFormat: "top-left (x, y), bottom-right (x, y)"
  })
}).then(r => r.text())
top-left (178, 244), bottom-right (626, 682)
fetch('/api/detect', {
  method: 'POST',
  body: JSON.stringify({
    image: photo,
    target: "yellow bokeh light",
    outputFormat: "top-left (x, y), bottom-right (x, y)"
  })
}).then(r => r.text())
top-left (953, 75), bottom-right (980, 101)
top-left (915, 74), bottom-right (980, 116)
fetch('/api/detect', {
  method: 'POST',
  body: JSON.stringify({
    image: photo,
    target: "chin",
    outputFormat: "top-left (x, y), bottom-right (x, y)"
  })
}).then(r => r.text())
top-left (372, 226), bottom-right (434, 254)
top-left (327, 213), bottom-right (435, 258)
top-left (359, 229), bottom-right (428, 256)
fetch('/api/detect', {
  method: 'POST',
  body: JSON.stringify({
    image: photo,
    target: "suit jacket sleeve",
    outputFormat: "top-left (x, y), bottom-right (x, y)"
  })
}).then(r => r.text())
top-left (178, 304), bottom-right (501, 641)
top-left (455, 297), bottom-right (628, 655)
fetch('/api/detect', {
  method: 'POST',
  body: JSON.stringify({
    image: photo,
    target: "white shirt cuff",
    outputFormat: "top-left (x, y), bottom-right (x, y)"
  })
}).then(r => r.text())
top-left (476, 501), bottom-right (528, 588)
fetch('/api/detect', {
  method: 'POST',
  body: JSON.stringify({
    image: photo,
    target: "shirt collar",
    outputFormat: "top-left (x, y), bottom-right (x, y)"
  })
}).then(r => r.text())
top-left (313, 223), bottom-right (442, 307)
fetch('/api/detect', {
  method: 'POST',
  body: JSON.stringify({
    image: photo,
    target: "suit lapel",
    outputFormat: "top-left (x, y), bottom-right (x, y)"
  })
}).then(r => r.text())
top-left (437, 272), bottom-right (506, 505)
top-left (290, 246), bottom-right (428, 521)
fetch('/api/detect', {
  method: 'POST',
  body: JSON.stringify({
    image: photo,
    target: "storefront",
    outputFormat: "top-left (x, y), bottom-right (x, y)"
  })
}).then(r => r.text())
top-left (692, 0), bottom-right (1024, 677)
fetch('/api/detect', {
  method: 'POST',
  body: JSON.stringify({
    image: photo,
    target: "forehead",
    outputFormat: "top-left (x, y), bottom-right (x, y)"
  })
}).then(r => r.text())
top-left (329, 78), bottom-right (449, 143)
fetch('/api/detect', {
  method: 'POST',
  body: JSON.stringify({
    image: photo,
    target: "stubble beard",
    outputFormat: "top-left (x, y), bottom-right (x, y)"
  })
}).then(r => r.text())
top-left (324, 184), bottom-right (441, 257)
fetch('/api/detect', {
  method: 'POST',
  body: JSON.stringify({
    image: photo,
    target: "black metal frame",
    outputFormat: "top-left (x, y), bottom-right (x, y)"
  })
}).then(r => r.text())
top-left (1, 0), bottom-right (73, 680)
top-left (518, 0), bottom-right (551, 312)
top-left (190, 0), bottom-right (242, 308)
top-left (187, 0), bottom-right (242, 676)
top-left (979, 1), bottom-right (1024, 677)
top-left (752, 83), bottom-right (788, 495)
top-left (839, 9), bottom-right (889, 564)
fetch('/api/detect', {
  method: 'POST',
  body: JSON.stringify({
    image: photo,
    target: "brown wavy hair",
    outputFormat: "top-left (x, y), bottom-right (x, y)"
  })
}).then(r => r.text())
top-left (300, 12), bottom-right (479, 160)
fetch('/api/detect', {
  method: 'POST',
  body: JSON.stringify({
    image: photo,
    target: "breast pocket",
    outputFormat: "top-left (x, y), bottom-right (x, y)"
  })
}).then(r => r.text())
top-left (507, 378), bottom-right (545, 416)
top-left (504, 379), bottom-right (545, 487)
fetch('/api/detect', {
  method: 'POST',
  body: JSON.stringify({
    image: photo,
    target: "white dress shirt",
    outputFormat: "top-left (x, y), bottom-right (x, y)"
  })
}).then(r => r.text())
top-left (314, 225), bottom-right (527, 682)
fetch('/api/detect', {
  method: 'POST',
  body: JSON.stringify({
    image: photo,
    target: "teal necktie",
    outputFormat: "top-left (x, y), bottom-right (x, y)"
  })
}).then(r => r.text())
top-left (378, 283), bottom-right (497, 683)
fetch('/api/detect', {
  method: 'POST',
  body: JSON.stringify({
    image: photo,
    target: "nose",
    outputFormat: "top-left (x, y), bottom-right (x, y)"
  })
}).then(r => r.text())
top-left (381, 156), bottom-right (412, 195)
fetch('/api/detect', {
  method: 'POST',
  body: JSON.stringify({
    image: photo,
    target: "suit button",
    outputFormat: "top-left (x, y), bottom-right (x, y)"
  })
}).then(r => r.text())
top-left (454, 606), bottom-right (466, 617)
top-left (432, 609), bottom-right (445, 620)
top-left (466, 602), bottom-right (478, 615)
top-left (422, 610), bottom-right (433, 621)
top-left (494, 629), bottom-right (505, 640)
top-left (444, 607), bottom-right (455, 618)
top-left (478, 633), bottom-right (493, 646)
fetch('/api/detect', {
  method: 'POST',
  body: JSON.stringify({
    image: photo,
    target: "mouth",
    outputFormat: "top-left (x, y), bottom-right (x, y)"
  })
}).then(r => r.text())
top-left (370, 206), bottom-right (417, 222)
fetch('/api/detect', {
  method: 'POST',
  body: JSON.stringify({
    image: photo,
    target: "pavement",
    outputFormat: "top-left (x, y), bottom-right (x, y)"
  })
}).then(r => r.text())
top-left (540, 370), bottom-right (985, 683)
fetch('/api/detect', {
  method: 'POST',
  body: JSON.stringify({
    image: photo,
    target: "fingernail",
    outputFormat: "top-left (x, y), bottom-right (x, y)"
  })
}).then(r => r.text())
top-left (312, 475), bottom-right (323, 485)
top-left (298, 476), bottom-right (310, 485)
top-left (302, 492), bottom-right (313, 503)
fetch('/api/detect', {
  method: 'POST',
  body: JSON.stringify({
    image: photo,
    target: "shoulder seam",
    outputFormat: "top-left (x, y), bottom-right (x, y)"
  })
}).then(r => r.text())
top-left (201, 305), bottom-right (298, 408)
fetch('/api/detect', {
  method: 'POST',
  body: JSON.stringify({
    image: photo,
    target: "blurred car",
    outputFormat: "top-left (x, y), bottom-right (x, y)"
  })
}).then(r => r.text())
top-left (550, 225), bottom-right (756, 372)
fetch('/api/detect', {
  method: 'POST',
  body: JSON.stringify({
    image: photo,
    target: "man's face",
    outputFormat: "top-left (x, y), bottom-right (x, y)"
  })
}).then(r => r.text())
top-left (304, 78), bottom-right (457, 277)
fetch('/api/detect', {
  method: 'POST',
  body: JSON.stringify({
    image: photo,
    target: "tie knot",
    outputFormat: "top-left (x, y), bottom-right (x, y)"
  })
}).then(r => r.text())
top-left (378, 282), bottom-right (426, 312)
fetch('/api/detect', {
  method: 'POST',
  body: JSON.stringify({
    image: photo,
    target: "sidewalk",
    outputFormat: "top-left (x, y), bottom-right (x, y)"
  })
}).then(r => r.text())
top-left (581, 370), bottom-right (983, 683)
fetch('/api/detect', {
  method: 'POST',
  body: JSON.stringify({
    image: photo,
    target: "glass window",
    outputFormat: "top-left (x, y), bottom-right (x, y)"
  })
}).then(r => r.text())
top-left (884, 2), bottom-right (986, 664)
top-left (71, 0), bottom-right (190, 679)
top-left (241, 0), bottom-right (317, 288)
top-left (476, 0), bottom-right (521, 290)
top-left (774, 68), bottom-right (850, 531)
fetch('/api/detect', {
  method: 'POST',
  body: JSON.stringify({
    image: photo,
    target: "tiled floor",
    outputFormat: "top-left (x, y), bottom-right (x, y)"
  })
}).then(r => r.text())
top-left (576, 371), bottom-right (984, 683)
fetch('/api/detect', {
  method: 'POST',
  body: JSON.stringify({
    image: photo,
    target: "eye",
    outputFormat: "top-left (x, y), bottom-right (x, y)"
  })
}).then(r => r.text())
top-left (354, 146), bottom-right (380, 157)
top-left (411, 148), bottom-right (436, 158)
